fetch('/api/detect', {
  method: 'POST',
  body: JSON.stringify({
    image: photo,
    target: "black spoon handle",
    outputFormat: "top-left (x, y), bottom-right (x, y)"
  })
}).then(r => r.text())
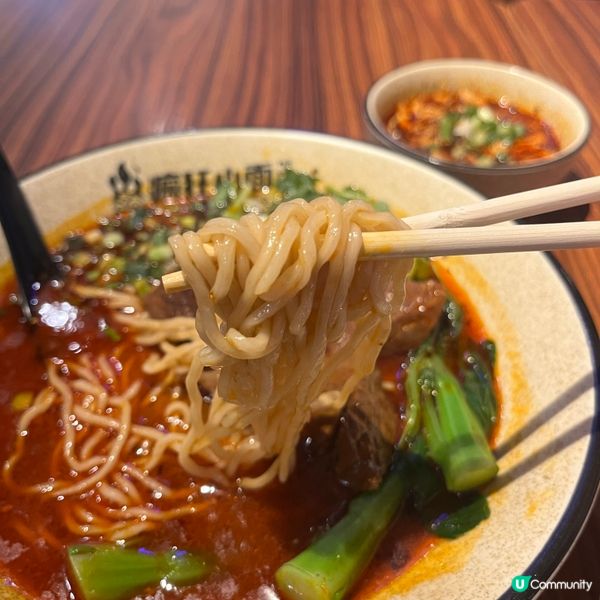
top-left (0, 149), bottom-right (59, 318)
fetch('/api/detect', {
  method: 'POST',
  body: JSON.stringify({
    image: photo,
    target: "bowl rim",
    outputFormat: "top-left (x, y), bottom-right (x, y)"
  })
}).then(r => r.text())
top-left (364, 58), bottom-right (591, 176)
top-left (11, 128), bottom-right (600, 598)
top-left (497, 253), bottom-right (600, 599)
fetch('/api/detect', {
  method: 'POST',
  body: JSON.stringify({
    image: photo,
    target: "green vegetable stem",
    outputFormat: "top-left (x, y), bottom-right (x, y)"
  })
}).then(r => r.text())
top-left (416, 354), bottom-right (498, 492)
top-left (275, 462), bottom-right (409, 600)
top-left (67, 545), bottom-right (214, 600)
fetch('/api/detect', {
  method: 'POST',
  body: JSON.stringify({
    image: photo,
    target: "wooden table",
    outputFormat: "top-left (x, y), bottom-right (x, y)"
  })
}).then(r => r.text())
top-left (1, 0), bottom-right (598, 596)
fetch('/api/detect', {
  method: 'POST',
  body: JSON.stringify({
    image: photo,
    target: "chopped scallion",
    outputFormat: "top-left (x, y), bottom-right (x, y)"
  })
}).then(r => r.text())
top-left (103, 231), bottom-right (125, 249)
top-left (103, 327), bottom-right (121, 342)
top-left (147, 244), bottom-right (173, 262)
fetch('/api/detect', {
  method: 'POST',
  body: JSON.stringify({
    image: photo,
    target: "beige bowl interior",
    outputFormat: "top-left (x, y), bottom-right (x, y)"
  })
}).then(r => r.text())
top-left (0, 130), bottom-right (597, 600)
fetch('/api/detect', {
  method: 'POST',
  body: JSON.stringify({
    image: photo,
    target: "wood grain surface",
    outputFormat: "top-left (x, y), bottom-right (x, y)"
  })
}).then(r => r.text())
top-left (0, 0), bottom-right (599, 597)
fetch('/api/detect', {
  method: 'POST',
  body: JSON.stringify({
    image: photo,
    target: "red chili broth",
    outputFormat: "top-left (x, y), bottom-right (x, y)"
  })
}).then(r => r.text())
top-left (0, 267), bottom-right (498, 599)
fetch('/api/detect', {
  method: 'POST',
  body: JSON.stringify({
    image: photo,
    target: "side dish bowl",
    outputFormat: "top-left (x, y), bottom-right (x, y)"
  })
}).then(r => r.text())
top-left (0, 130), bottom-right (598, 600)
top-left (364, 59), bottom-right (591, 196)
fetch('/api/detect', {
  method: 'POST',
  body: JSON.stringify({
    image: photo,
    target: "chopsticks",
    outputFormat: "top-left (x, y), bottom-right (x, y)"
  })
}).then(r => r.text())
top-left (162, 222), bottom-right (600, 293)
top-left (161, 177), bottom-right (600, 294)
top-left (0, 149), bottom-right (59, 319)
top-left (403, 176), bottom-right (600, 229)
top-left (361, 221), bottom-right (600, 258)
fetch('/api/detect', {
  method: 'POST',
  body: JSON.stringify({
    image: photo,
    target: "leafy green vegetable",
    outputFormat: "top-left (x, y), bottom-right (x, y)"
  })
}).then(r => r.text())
top-left (68, 545), bottom-right (214, 600)
top-left (325, 185), bottom-right (389, 211)
top-left (274, 168), bottom-right (390, 212)
top-left (276, 430), bottom-right (493, 600)
top-left (461, 344), bottom-right (498, 437)
top-left (438, 296), bottom-right (464, 342)
top-left (325, 184), bottom-right (369, 203)
top-left (406, 444), bottom-right (444, 510)
top-left (407, 452), bottom-right (491, 539)
top-left (426, 493), bottom-right (490, 539)
top-left (276, 168), bottom-right (320, 202)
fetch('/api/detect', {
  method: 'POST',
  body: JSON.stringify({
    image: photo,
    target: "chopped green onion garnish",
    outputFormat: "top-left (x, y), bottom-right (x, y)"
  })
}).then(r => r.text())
top-left (148, 244), bottom-right (173, 262)
top-left (103, 327), bottom-right (121, 342)
top-left (103, 231), bottom-right (125, 249)
top-left (179, 215), bottom-right (197, 231)
top-left (133, 279), bottom-right (153, 296)
top-left (85, 269), bottom-right (100, 282)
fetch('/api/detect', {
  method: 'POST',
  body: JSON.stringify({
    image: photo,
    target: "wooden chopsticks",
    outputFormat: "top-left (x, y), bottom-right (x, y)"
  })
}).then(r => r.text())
top-left (361, 221), bottom-right (600, 259)
top-left (403, 176), bottom-right (600, 229)
top-left (162, 176), bottom-right (600, 294)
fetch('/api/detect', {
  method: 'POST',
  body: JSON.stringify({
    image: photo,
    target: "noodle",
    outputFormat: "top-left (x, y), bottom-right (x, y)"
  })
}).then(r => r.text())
top-left (169, 197), bottom-right (411, 487)
top-left (3, 196), bottom-right (411, 540)
top-left (2, 354), bottom-right (215, 541)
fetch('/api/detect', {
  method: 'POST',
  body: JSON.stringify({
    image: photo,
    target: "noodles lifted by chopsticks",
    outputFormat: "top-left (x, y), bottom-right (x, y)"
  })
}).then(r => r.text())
top-left (2, 197), bottom-right (411, 543)
top-left (170, 197), bottom-right (412, 488)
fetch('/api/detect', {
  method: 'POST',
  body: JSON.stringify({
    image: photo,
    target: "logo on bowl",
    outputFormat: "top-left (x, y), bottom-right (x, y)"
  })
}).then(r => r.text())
top-left (108, 161), bottom-right (293, 208)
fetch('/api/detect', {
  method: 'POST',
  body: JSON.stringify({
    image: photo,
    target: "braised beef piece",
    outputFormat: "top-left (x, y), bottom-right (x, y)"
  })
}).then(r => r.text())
top-left (381, 278), bottom-right (446, 356)
top-left (334, 371), bottom-right (399, 491)
top-left (142, 286), bottom-right (197, 319)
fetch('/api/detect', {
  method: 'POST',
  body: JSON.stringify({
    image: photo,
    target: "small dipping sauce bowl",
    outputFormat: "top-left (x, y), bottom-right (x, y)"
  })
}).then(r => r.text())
top-left (365, 59), bottom-right (590, 196)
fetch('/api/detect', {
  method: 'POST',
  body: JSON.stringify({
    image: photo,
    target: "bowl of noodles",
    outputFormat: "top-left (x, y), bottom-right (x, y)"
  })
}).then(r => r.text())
top-left (364, 60), bottom-right (591, 197)
top-left (0, 129), bottom-right (598, 600)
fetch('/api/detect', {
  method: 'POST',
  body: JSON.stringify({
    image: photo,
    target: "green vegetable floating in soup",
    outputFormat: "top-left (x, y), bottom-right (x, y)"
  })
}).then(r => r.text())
top-left (68, 545), bottom-right (214, 600)
top-left (0, 169), bottom-right (500, 600)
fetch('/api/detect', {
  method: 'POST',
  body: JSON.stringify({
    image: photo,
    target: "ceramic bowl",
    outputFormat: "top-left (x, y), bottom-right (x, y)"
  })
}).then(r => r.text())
top-left (364, 59), bottom-right (591, 197)
top-left (0, 130), bottom-right (598, 599)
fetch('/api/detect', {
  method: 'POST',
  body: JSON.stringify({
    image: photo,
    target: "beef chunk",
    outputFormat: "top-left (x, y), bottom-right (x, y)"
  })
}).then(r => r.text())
top-left (142, 286), bottom-right (197, 319)
top-left (334, 371), bottom-right (399, 491)
top-left (381, 278), bottom-right (446, 356)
